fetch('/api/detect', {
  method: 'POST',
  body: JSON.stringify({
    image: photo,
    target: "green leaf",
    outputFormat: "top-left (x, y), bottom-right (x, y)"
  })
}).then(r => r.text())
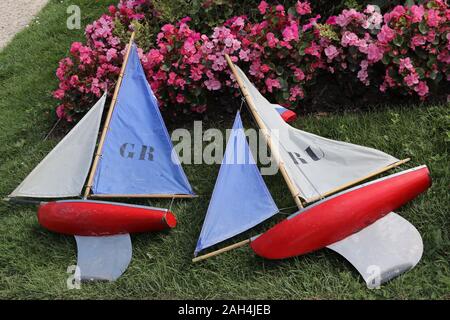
top-left (429, 70), bottom-right (438, 80)
top-left (393, 35), bottom-right (404, 47)
top-left (278, 77), bottom-right (288, 89)
top-left (418, 21), bottom-right (428, 34)
top-left (416, 67), bottom-right (425, 78)
top-left (434, 72), bottom-right (443, 83)
top-left (276, 66), bottom-right (284, 76)
top-left (287, 7), bottom-right (297, 17)
top-left (404, 0), bottom-right (415, 8)
top-left (161, 64), bottom-right (170, 72)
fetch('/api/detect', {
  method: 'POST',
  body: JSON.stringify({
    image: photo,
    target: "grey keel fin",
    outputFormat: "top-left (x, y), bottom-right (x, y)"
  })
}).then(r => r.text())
top-left (327, 212), bottom-right (423, 288)
top-left (75, 234), bottom-right (132, 281)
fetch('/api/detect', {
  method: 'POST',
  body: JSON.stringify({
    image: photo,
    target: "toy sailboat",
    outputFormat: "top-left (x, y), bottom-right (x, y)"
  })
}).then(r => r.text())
top-left (6, 33), bottom-right (195, 281)
top-left (193, 55), bottom-right (431, 288)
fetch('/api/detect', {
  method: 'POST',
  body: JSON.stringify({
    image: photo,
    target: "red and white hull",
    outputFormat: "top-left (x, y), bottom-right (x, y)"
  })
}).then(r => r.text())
top-left (250, 165), bottom-right (431, 259)
top-left (38, 200), bottom-right (176, 236)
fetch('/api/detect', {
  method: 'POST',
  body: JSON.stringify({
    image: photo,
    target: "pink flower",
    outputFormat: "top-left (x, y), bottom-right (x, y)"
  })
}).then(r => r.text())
top-left (324, 45), bottom-right (339, 60)
top-left (69, 75), bottom-right (79, 86)
top-left (161, 24), bottom-right (175, 34)
top-left (265, 78), bottom-right (281, 93)
top-left (176, 94), bottom-right (186, 103)
top-left (239, 49), bottom-right (250, 61)
top-left (56, 104), bottom-right (66, 119)
top-left (410, 5), bottom-right (425, 23)
top-left (404, 72), bottom-right (419, 86)
top-left (282, 23), bottom-right (299, 42)
top-left (341, 31), bottom-right (359, 47)
top-left (384, 5), bottom-right (406, 24)
top-left (79, 46), bottom-right (93, 64)
top-left (258, 1), bottom-right (269, 15)
top-left (302, 14), bottom-right (320, 31)
top-left (304, 41), bottom-right (321, 58)
top-left (367, 44), bottom-right (383, 63)
top-left (293, 67), bottom-right (305, 81)
top-left (377, 25), bottom-right (395, 44)
top-left (289, 85), bottom-right (304, 101)
top-left (414, 81), bottom-right (429, 97)
top-left (183, 38), bottom-right (196, 54)
top-left (108, 5), bottom-right (116, 15)
top-left (426, 9), bottom-right (441, 27)
top-left (275, 5), bottom-right (285, 13)
top-left (168, 72), bottom-right (177, 85)
top-left (175, 78), bottom-right (186, 89)
top-left (266, 32), bottom-right (279, 48)
top-left (53, 89), bottom-right (65, 99)
top-left (336, 9), bottom-right (364, 27)
top-left (70, 42), bottom-right (82, 55)
top-left (147, 49), bottom-right (164, 65)
top-left (399, 57), bottom-right (414, 73)
top-left (106, 48), bottom-right (117, 61)
top-left (205, 79), bottom-right (221, 91)
top-left (326, 16), bottom-right (337, 25)
top-left (296, 1), bottom-right (311, 16)
top-left (357, 60), bottom-right (369, 85)
top-left (260, 64), bottom-right (270, 73)
top-left (190, 66), bottom-right (203, 81)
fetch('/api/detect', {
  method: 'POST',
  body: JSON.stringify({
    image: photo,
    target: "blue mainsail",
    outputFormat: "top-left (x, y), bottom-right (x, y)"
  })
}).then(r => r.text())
top-left (194, 112), bottom-right (278, 255)
top-left (92, 44), bottom-right (194, 196)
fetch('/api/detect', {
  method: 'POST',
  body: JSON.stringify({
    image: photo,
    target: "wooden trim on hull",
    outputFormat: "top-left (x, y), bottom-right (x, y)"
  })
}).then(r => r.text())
top-left (305, 158), bottom-right (411, 203)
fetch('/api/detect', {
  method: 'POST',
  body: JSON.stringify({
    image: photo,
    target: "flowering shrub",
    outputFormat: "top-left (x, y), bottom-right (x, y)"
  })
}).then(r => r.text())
top-left (143, 1), bottom-right (326, 112)
top-left (53, 0), bottom-right (159, 121)
top-left (320, 0), bottom-right (449, 99)
top-left (378, 1), bottom-right (449, 98)
top-left (144, 18), bottom-right (211, 113)
top-left (200, 3), bottom-right (325, 107)
top-left (53, 0), bottom-right (450, 122)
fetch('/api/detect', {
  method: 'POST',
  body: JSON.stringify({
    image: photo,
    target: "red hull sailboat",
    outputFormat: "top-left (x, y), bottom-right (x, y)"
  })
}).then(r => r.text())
top-left (250, 165), bottom-right (431, 259)
top-left (193, 55), bottom-right (431, 288)
top-left (6, 33), bottom-right (195, 281)
top-left (38, 200), bottom-right (177, 236)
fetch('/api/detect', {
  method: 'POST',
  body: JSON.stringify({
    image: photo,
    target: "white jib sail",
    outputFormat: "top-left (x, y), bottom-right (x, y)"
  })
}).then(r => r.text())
top-left (235, 66), bottom-right (399, 201)
top-left (9, 94), bottom-right (106, 198)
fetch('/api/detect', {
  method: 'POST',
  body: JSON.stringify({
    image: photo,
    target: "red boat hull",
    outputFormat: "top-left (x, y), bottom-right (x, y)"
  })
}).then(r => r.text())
top-left (37, 200), bottom-right (176, 236)
top-left (250, 165), bottom-right (431, 259)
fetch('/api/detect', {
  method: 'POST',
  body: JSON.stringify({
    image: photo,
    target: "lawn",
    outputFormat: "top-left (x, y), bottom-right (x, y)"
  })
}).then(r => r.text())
top-left (0, 0), bottom-right (449, 299)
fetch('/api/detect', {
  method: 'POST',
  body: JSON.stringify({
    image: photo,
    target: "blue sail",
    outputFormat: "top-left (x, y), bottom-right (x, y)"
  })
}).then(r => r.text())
top-left (194, 112), bottom-right (278, 255)
top-left (92, 44), bottom-right (194, 196)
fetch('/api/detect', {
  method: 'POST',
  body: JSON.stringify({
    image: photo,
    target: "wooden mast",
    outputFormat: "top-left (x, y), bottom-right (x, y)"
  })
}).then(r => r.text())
top-left (83, 32), bottom-right (135, 199)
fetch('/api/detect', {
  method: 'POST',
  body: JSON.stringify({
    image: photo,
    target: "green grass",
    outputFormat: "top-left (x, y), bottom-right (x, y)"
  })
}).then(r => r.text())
top-left (0, 0), bottom-right (449, 299)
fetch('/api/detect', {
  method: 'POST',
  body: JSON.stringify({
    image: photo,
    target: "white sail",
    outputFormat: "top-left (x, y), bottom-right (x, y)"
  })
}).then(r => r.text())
top-left (235, 66), bottom-right (399, 201)
top-left (9, 94), bottom-right (106, 198)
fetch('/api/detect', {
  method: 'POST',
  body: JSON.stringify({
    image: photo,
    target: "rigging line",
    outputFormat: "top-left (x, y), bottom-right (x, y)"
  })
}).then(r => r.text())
top-left (169, 196), bottom-right (175, 212)
top-left (278, 204), bottom-right (298, 211)
top-left (43, 118), bottom-right (62, 141)
top-left (277, 204), bottom-right (299, 215)
top-left (239, 96), bottom-right (245, 113)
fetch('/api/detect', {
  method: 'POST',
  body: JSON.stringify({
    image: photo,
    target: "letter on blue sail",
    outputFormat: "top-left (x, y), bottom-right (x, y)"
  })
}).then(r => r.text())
top-left (195, 112), bottom-right (278, 255)
top-left (92, 44), bottom-right (194, 196)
